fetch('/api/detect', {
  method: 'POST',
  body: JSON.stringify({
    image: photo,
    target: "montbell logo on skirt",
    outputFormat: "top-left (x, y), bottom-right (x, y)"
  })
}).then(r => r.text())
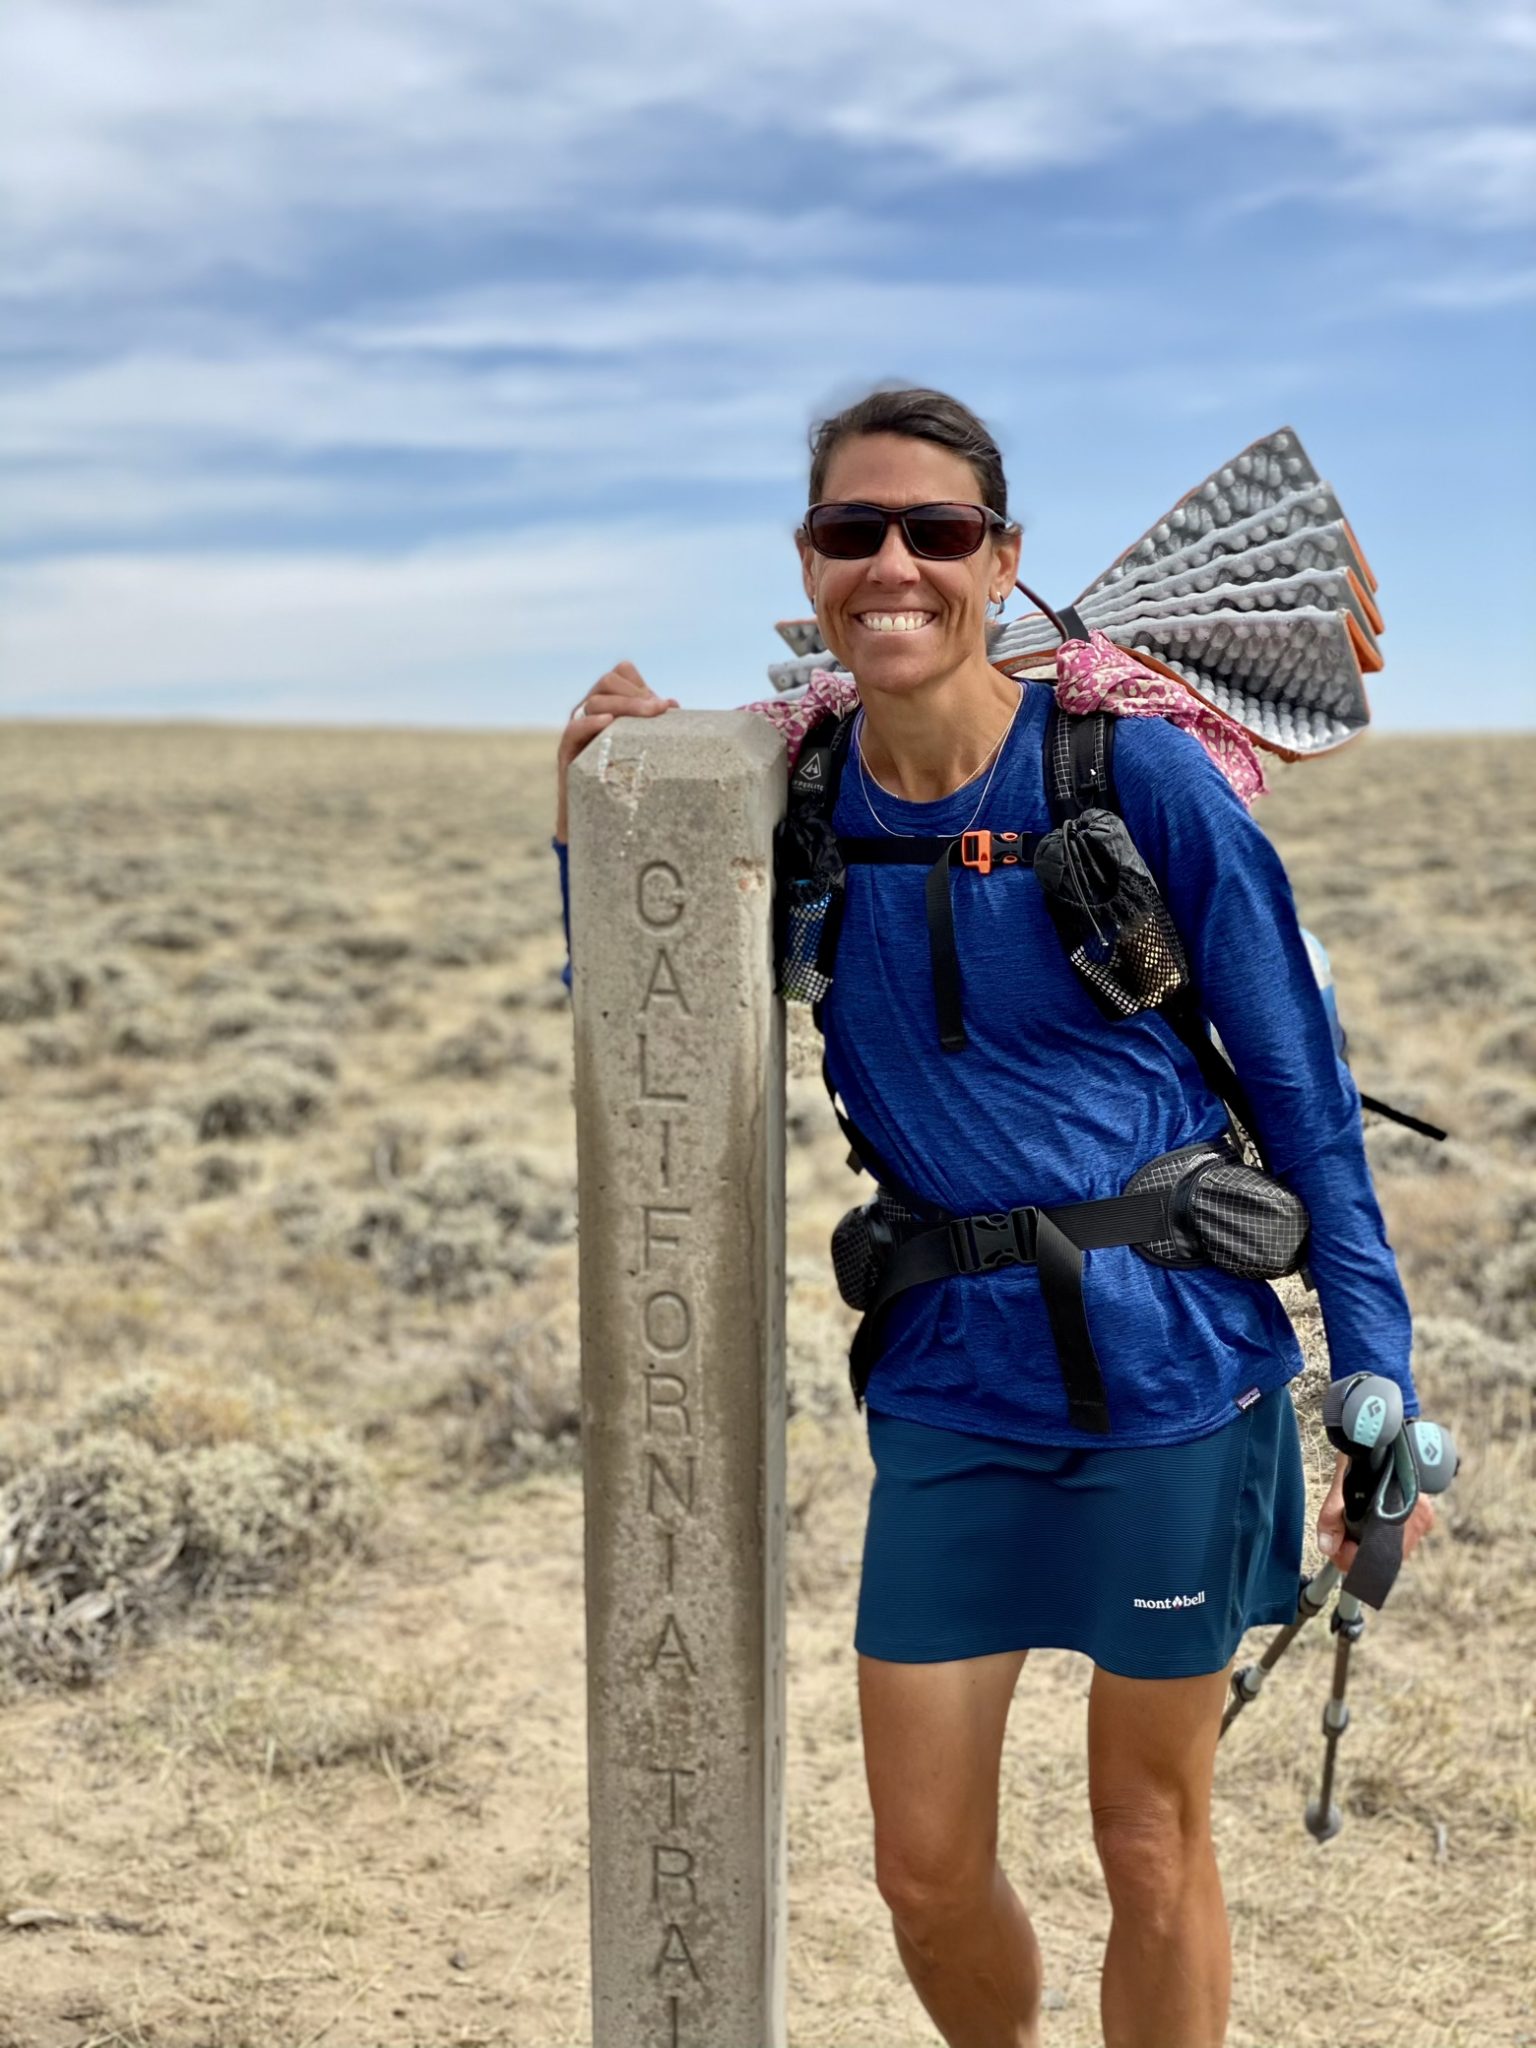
top-left (1132, 1590), bottom-right (1208, 1610)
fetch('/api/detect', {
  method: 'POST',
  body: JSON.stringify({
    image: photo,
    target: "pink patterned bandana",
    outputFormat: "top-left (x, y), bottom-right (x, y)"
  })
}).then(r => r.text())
top-left (738, 629), bottom-right (1268, 807)
top-left (738, 667), bottom-right (860, 768)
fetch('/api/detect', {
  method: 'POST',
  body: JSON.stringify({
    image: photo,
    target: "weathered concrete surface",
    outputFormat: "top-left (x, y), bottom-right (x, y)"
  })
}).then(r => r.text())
top-left (569, 712), bottom-right (788, 2048)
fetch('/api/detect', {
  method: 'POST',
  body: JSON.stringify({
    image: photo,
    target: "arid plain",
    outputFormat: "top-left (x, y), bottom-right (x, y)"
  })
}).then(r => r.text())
top-left (0, 717), bottom-right (1531, 2048)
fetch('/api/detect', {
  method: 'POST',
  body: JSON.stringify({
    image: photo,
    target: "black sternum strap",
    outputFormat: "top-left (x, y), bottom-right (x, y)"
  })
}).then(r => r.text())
top-left (849, 1187), bottom-right (1170, 1433)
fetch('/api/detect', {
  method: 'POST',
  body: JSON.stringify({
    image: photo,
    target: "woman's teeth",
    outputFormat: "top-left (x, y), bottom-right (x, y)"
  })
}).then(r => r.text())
top-left (858, 611), bottom-right (936, 633)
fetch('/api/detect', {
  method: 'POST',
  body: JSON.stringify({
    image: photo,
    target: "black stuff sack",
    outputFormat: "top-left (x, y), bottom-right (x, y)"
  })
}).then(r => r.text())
top-left (1033, 808), bottom-right (1191, 1019)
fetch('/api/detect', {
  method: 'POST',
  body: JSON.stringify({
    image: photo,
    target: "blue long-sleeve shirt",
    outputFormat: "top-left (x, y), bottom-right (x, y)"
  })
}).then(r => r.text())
top-left (553, 679), bottom-right (1417, 1447)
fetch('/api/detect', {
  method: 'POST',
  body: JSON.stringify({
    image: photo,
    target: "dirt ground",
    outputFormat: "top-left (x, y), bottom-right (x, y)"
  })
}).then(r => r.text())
top-left (0, 718), bottom-right (1531, 2048)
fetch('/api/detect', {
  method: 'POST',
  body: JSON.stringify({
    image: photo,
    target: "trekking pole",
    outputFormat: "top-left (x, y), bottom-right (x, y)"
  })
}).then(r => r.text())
top-left (1296, 1380), bottom-right (1406, 1836)
top-left (1306, 1582), bottom-right (1367, 1841)
top-left (1303, 1403), bottom-right (1457, 1841)
top-left (1220, 1558), bottom-right (1339, 1735)
top-left (1220, 1376), bottom-right (1458, 1841)
top-left (1221, 1373), bottom-right (1403, 1740)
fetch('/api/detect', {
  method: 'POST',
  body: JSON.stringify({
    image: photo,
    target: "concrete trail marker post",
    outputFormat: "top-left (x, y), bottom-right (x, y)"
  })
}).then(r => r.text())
top-left (568, 711), bottom-right (789, 2048)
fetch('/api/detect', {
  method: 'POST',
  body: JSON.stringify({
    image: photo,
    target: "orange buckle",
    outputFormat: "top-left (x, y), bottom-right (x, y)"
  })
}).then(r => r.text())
top-left (960, 829), bottom-right (1024, 876)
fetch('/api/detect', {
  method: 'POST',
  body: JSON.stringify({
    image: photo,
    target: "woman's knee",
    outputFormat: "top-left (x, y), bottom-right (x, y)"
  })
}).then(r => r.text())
top-left (1086, 1663), bottom-right (1225, 1922)
top-left (874, 1825), bottom-right (998, 1944)
top-left (1090, 1793), bottom-right (1213, 1922)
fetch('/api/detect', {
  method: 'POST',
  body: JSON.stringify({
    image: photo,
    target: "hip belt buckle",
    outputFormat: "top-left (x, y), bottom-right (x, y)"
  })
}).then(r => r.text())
top-left (947, 1206), bottom-right (1038, 1274)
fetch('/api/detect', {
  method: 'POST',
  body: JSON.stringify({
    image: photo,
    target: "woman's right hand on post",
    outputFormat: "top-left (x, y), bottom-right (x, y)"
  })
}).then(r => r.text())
top-left (555, 661), bottom-right (680, 843)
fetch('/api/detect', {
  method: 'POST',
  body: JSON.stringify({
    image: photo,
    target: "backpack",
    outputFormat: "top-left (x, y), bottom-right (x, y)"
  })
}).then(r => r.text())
top-left (773, 696), bottom-right (1442, 1420)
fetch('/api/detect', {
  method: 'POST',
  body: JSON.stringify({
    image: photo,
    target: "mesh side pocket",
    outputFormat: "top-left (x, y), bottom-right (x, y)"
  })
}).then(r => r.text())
top-left (830, 1188), bottom-right (922, 1311)
top-left (779, 877), bottom-right (841, 1003)
top-left (1034, 809), bottom-right (1192, 1019)
top-left (1068, 907), bottom-right (1187, 1018)
top-left (774, 809), bottom-right (847, 1005)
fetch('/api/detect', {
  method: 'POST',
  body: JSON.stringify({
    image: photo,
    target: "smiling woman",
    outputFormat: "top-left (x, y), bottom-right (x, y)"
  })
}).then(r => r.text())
top-left (551, 383), bottom-right (1435, 2048)
top-left (793, 390), bottom-right (1023, 804)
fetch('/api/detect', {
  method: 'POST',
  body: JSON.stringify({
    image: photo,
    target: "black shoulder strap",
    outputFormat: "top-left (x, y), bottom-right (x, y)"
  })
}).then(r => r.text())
top-left (819, 1051), bottom-right (947, 1223)
top-left (1042, 698), bottom-right (1270, 1164)
top-left (1044, 701), bottom-right (1119, 825)
top-left (789, 706), bottom-right (856, 811)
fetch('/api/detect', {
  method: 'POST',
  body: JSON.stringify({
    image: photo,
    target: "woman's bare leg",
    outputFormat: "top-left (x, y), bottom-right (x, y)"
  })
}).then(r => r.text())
top-left (1087, 1661), bottom-right (1233, 2048)
top-left (859, 1646), bottom-right (1041, 2048)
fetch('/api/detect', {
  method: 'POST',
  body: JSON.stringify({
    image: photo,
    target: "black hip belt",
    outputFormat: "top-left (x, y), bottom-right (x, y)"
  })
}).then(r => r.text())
top-left (835, 1139), bottom-right (1311, 1434)
top-left (847, 1188), bottom-right (1170, 1436)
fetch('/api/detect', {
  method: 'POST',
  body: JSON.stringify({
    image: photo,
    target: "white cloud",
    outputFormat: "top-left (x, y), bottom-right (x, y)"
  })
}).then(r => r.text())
top-left (1393, 265), bottom-right (1536, 311)
top-left (1340, 123), bottom-right (1536, 232)
top-left (0, 274), bottom-right (1098, 521)
top-left (0, 462), bottom-right (358, 548)
top-left (0, 262), bottom-right (1322, 554)
top-left (330, 274), bottom-right (1089, 363)
top-left (0, 523), bottom-right (800, 721)
top-left (2, 0), bottom-right (1532, 293)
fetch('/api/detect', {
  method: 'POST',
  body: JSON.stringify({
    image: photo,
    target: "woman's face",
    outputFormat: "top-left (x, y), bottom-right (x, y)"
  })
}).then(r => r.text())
top-left (796, 431), bottom-right (1020, 695)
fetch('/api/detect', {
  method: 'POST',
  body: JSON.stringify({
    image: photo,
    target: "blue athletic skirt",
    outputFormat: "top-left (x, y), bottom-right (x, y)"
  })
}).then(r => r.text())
top-left (855, 1383), bottom-right (1306, 1679)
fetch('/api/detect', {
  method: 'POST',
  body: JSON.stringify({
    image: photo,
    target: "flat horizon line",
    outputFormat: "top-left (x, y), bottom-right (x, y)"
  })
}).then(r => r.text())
top-left (2, 712), bottom-right (1533, 744)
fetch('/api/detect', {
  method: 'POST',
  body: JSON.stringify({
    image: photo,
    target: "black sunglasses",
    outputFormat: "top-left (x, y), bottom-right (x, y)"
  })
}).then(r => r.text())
top-left (803, 500), bottom-right (1012, 562)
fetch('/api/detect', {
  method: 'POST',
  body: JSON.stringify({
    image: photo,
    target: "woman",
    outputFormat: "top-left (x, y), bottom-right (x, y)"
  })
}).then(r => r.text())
top-left (552, 387), bottom-right (1436, 2048)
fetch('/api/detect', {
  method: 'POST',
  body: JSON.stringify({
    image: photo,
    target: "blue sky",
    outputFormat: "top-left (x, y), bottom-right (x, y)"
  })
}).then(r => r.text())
top-left (1, 0), bottom-right (1532, 731)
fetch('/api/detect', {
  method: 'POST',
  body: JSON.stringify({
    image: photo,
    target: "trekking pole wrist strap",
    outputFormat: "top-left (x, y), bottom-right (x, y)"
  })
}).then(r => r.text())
top-left (1341, 1513), bottom-right (1406, 1610)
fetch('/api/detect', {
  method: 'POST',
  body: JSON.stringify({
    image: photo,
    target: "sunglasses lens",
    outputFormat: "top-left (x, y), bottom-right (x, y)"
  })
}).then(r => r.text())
top-left (903, 505), bottom-right (989, 558)
top-left (807, 505), bottom-right (888, 558)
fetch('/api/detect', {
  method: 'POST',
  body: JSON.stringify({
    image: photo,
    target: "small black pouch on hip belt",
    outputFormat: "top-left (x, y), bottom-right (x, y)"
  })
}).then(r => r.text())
top-left (830, 1187), bottom-right (925, 1311)
top-left (1124, 1137), bottom-right (1310, 1279)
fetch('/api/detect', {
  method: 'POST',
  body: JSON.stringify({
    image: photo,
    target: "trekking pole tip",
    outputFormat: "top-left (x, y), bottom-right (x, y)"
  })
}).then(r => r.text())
top-left (1305, 1798), bottom-right (1343, 1844)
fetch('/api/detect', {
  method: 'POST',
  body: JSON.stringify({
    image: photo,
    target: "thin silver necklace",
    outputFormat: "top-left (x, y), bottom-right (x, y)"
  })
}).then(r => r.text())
top-left (855, 681), bottom-right (1025, 838)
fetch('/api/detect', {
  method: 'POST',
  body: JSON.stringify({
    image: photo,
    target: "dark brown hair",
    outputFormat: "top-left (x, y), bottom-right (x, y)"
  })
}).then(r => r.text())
top-left (806, 385), bottom-right (1012, 519)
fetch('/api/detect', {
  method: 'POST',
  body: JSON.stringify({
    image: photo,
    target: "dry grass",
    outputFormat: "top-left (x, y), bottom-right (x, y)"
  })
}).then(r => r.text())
top-left (82, 1638), bottom-right (468, 1789)
top-left (423, 1319), bottom-right (582, 1484)
top-left (0, 718), bottom-right (1530, 2046)
top-left (0, 1366), bottom-right (378, 1691)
